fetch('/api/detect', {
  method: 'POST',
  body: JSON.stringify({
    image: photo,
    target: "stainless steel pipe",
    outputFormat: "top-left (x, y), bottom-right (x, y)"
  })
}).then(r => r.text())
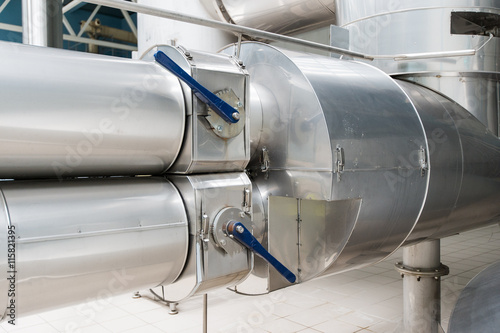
top-left (336, 0), bottom-right (500, 136)
top-left (401, 240), bottom-right (444, 333)
top-left (84, 0), bottom-right (369, 59)
top-left (397, 80), bottom-right (500, 243)
top-left (0, 177), bottom-right (188, 319)
top-left (0, 41), bottom-right (185, 179)
top-left (203, 0), bottom-right (336, 35)
top-left (22, 0), bottom-right (63, 47)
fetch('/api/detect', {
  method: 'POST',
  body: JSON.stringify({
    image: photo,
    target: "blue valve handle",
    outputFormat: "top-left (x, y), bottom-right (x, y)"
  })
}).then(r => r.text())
top-left (154, 51), bottom-right (240, 124)
top-left (226, 221), bottom-right (297, 284)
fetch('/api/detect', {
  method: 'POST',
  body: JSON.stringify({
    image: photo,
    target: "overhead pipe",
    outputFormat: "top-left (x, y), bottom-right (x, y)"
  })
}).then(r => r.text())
top-left (84, 0), bottom-right (487, 62)
top-left (201, 0), bottom-right (337, 35)
top-left (82, 0), bottom-right (372, 60)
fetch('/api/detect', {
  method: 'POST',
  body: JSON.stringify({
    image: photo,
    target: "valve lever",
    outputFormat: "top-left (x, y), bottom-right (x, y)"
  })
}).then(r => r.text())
top-left (225, 221), bottom-right (297, 284)
top-left (154, 50), bottom-right (240, 124)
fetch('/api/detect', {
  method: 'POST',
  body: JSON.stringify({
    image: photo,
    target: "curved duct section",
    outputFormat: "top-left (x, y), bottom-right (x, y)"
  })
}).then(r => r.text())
top-left (219, 42), bottom-right (500, 293)
top-left (201, 0), bottom-right (336, 35)
top-left (221, 42), bottom-right (429, 291)
top-left (396, 80), bottom-right (500, 243)
top-left (448, 260), bottom-right (500, 333)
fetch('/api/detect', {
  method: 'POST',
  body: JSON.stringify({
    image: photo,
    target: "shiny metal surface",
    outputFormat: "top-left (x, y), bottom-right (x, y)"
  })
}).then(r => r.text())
top-left (0, 41), bottom-right (185, 179)
top-left (336, 0), bottom-right (500, 136)
top-left (266, 195), bottom-right (360, 290)
top-left (448, 260), bottom-right (500, 333)
top-left (137, 0), bottom-right (235, 55)
top-left (158, 173), bottom-right (253, 302)
top-left (397, 80), bottom-right (500, 243)
top-left (89, 0), bottom-right (369, 59)
top-left (205, 0), bottom-right (336, 35)
top-left (233, 187), bottom-right (361, 294)
top-left (22, 0), bottom-right (62, 47)
top-left (397, 73), bottom-right (500, 136)
top-left (143, 45), bottom-right (250, 174)
top-left (221, 43), bottom-right (429, 283)
top-left (0, 177), bottom-right (188, 318)
top-left (401, 240), bottom-right (444, 333)
top-left (336, 0), bottom-right (500, 72)
top-left (211, 207), bottom-right (252, 255)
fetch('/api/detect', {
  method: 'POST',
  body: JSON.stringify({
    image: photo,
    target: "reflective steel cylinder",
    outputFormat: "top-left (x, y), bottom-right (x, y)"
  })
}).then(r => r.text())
top-left (222, 43), bottom-right (429, 283)
top-left (204, 0), bottom-right (336, 35)
top-left (0, 41), bottom-right (185, 179)
top-left (402, 240), bottom-right (443, 333)
top-left (22, 0), bottom-right (63, 48)
top-left (397, 80), bottom-right (500, 243)
top-left (336, 0), bottom-right (500, 136)
top-left (0, 177), bottom-right (188, 318)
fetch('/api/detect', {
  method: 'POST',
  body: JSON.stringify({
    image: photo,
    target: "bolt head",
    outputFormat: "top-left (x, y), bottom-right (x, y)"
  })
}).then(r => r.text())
top-left (232, 112), bottom-right (240, 120)
top-left (235, 225), bottom-right (244, 233)
top-left (221, 239), bottom-right (227, 246)
top-left (216, 125), bottom-right (223, 132)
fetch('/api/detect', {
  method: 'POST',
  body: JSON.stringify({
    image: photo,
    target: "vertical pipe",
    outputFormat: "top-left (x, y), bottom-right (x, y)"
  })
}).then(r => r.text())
top-left (402, 240), bottom-right (443, 333)
top-left (203, 294), bottom-right (208, 333)
top-left (22, 0), bottom-right (62, 47)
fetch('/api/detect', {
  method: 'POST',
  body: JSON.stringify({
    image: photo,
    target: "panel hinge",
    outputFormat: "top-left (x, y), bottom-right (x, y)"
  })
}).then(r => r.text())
top-left (335, 145), bottom-right (345, 182)
top-left (200, 213), bottom-right (210, 243)
top-left (418, 146), bottom-right (428, 177)
top-left (242, 187), bottom-right (251, 214)
top-left (261, 147), bottom-right (270, 179)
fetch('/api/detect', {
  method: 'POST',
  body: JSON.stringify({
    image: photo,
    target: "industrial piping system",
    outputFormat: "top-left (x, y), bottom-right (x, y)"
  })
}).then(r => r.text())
top-left (0, 0), bottom-right (499, 332)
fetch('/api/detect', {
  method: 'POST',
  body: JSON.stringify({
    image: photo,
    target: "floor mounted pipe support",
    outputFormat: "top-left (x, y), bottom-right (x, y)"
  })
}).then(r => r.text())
top-left (395, 240), bottom-right (449, 333)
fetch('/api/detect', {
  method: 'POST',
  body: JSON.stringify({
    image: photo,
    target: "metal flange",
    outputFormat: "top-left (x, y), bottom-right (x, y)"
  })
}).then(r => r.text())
top-left (211, 207), bottom-right (251, 255)
top-left (395, 262), bottom-right (450, 280)
top-left (207, 89), bottom-right (245, 139)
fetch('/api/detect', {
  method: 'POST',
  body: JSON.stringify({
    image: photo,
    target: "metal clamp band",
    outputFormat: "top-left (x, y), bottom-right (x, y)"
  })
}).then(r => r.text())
top-left (395, 262), bottom-right (450, 280)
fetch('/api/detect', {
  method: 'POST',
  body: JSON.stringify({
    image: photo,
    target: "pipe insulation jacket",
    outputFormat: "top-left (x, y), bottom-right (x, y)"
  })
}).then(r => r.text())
top-left (0, 177), bottom-right (189, 318)
top-left (0, 42), bottom-right (186, 179)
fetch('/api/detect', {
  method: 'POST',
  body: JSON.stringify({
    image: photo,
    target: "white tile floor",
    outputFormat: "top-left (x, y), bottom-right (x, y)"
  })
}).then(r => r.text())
top-left (2, 224), bottom-right (499, 333)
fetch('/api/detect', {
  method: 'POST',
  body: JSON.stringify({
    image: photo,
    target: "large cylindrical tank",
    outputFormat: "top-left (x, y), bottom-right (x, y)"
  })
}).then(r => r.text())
top-left (336, 0), bottom-right (500, 137)
top-left (0, 41), bottom-right (185, 179)
top-left (0, 177), bottom-right (188, 318)
top-left (202, 0), bottom-right (336, 35)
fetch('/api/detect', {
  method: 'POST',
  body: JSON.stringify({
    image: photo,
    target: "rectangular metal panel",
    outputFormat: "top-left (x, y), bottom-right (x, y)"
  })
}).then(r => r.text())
top-left (267, 196), bottom-right (361, 291)
top-left (268, 196), bottom-right (299, 291)
top-left (166, 48), bottom-right (250, 174)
